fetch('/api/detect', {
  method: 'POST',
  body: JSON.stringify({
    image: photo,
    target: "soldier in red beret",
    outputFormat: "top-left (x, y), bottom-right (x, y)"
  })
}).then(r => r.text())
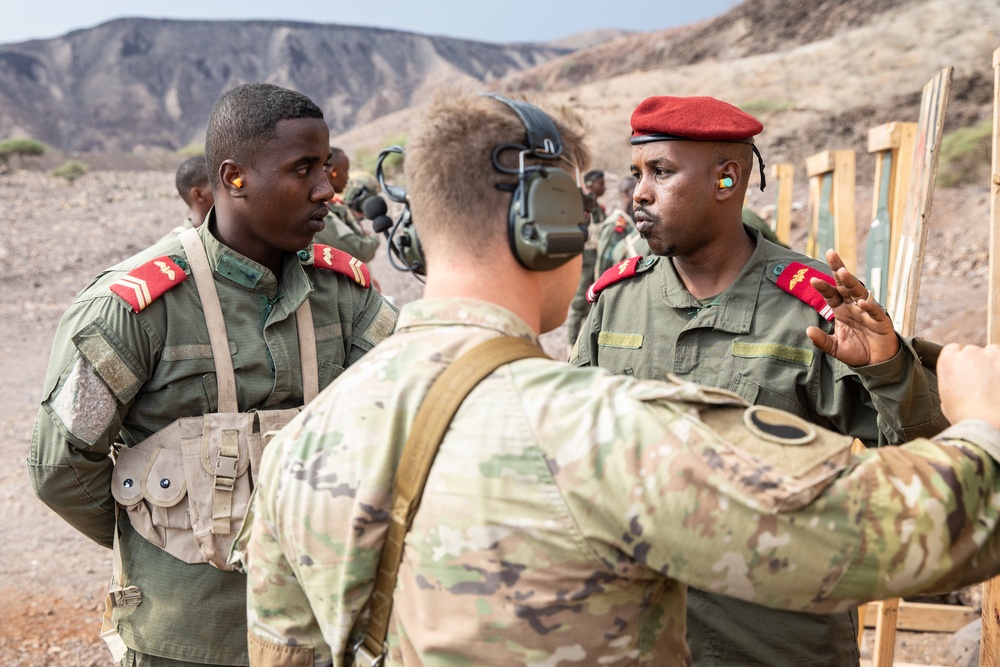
top-left (571, 95), bottom-right (947, 666)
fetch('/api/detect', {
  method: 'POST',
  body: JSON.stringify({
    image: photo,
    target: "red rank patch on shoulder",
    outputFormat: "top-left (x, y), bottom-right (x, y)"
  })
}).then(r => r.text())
top-left (313, 244), bottom-right (371, 288)
top-left (109, 256), bottom-right (187, 312)
top-left (613, 214), bottom-right (628, 233)
top-left (776, 261), bottom-right (835, 321)
top-left (587, 256), bottom-right (642, 303)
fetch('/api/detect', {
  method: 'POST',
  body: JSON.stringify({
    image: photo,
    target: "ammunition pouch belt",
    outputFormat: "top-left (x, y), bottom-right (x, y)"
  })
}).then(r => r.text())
top-left (111, 408), bottom-right (300, 569)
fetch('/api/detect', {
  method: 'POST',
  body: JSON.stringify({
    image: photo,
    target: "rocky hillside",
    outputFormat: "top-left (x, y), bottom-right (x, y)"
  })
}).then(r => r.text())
top-left (336, 0), bottom-right (998, 190)
top-left (0, 18), bottom-right (570, 152)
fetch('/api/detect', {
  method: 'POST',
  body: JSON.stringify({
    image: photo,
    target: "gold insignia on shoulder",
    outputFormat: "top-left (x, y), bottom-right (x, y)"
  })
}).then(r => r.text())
top-left (617, 260), bottom-right (629, 275)
top-left (788, 267), bottom-right (809, 290)
top-left (743, 406), bottom-right (816, 446)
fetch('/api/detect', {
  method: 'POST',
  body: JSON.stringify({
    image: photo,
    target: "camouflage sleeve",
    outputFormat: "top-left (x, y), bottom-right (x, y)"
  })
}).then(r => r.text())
top-left (550, 376), bottom-right (1000, 613)
top-left (28, 293), bottom-right (154, 548)
top-left (816, 334), bottom-right (948, 447)
top-left (244, 458), bottom-right (333, 667)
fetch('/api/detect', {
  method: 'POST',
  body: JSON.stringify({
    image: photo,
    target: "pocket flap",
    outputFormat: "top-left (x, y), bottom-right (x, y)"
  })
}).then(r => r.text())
top-left (111, 446), bottom-right (149, 506)
top-left (200, 413), bottom-right (253, 476)
top-left (144, 447), bottom-right (187, 507)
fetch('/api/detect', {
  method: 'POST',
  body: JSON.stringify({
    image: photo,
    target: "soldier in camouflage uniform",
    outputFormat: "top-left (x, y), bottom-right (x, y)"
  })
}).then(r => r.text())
top-left (313, 147), bottom-right (379, 262)
top-left (238, 91), bottom-right (1000, 667)
top-left (572, 95), bottom-right (946, 666)
top-left (564, 169), bottom-right (606, 345)
top-left (28, 83), bottom-right (397, 667)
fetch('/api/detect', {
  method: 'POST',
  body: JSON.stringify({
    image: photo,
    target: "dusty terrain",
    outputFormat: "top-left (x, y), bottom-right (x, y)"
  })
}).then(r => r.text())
top-left (0, 167), bottom-right (992, 665)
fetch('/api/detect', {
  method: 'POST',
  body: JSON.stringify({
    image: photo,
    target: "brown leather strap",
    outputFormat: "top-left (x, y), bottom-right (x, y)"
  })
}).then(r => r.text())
top-left (356, 336), bottom-right (548, 665)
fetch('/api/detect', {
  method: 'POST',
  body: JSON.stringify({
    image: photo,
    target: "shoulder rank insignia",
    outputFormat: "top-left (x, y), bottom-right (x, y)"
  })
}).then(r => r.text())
top-left (109, 256), bottom-right (187, 312)
top-left (613, 214), bottom-right (629, 233)
top-left (312, 243), bottom-right (370, 288)
top-left (776, 261), bottom-right (835, 321)
top-left (331, 195), bottom-right (345, 205)
top-left (587, 255), bottom-right (646, 303)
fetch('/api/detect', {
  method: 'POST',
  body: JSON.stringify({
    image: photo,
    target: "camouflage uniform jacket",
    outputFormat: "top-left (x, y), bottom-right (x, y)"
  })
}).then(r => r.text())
top-left (571, 229), bottom-right (948, 666)
top-left (28, 217), bottom-right (398, 665)
top-left (240, 297), bottom-right (1000, 667)
top-left (314, 200), bottom-right (379, 262)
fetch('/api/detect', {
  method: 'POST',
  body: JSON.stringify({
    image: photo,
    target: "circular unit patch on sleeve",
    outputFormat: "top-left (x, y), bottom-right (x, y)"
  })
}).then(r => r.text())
top-left (742, 405), bottom-right (816, 446)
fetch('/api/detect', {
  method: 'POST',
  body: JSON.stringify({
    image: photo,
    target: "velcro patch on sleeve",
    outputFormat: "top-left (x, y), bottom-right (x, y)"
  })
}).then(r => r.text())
top-left (109, 256), bottom-right (187, 312)
top-left (313, 244), bottom-right (371, 288)
top-left (775, 262), bottom-right (835, 321)
top-left (587, 256), bottom-right (642, 303)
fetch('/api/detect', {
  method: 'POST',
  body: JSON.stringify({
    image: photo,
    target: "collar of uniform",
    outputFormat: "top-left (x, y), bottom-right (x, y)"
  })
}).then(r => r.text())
top-left (198, 217), bottom-right (278, 295)
top-left (660, 226), bottom-right (765, 334)
top-left (395, 298), bottom-right (541, 343)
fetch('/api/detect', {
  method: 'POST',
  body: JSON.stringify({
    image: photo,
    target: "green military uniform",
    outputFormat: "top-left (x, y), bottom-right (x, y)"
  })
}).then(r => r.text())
top-left (313, 198), bottom-right (379, 262)
top-left (611, 228), bottom-right (651, 265)
top-left (240, 297), bottom-right (1000, 666)
top-left (594, 207), bottom-right (635, 277)
top-left (29, 216), bottom-right (398, 665)
top-left (158, 217), bottom-right (196, 244)
top-left (742, 206), bottom-right (786, 248)
top-left (572, 228), bottom-right (948, 666)
top-left (565, 203), bottom-right (606, 345)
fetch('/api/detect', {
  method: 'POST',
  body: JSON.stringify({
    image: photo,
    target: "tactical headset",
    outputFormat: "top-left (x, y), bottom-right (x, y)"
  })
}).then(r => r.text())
top-left (372, 94), bottom-right (588, 277)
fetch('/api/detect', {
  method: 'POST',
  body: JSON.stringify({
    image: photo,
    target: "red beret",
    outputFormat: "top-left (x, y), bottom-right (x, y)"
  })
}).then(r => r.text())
top-left (630, 96), bottom-right (763, 144)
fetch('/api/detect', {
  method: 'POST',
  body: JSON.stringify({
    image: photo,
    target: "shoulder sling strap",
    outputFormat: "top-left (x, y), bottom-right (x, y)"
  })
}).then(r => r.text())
top-left (354, 336), bottom-right (549, 667)
top-left (178, 228), bottom-right (320, 407)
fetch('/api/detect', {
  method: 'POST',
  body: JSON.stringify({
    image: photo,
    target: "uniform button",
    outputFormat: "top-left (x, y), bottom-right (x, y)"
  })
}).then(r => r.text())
top-left (297, 249), bottom-right (310, 261)
top-left (643, 257), bottom-right (655, 267)
top-left (772, 264), bottom-right (785, 276)
top-left (123, 478), bottom-right (133, 488)
top-left (160, 478), bottom-right (171, 489)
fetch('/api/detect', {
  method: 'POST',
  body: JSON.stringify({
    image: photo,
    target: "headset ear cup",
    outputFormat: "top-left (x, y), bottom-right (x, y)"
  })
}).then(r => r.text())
top-left (509, 168), bottom-right (587, 271)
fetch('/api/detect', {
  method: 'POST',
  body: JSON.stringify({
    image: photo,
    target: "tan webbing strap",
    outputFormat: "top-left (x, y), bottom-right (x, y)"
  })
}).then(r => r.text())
top-left (295, 299), bottom-right (319, 403)
top-left (354, 336), bottom-right (548, 667)
top-left (178, 228), bottom-right (239, 414)
top-left (100, 506), bottom-right (141, 661)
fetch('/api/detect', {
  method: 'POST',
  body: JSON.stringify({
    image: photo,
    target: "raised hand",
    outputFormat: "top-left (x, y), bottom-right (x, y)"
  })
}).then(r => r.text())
top-left (805, 249), bottom-right (900, 367)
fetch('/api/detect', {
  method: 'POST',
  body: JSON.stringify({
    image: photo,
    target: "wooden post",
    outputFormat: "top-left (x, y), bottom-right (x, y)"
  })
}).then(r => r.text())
top-left (979, 45), bottom-right (1000, 667)
top-left (872, 65), bottom-right (953, 667)
top-left (770, 163), bottom-right (794, 245)
top-left (866, 122), bottom-right (917, 303)
top-left (805, 150), bottom-right (857, 271)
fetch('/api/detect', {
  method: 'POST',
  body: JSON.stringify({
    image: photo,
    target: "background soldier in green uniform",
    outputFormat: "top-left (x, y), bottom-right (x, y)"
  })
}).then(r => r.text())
top-left (28, 83), bottom-right (397, 667)
top-left (594, 175), bottom-right (636, 276)
top-left (564, 168), bottom-right (606, 345)
top-left (572, 95), bottom-right (947, 666)
top-left (238, 91), bottom-right (1000, 667)
top-left (313, 147), bottom-right (379, 262)
top-left (161, 155), bottom-right (215, 241)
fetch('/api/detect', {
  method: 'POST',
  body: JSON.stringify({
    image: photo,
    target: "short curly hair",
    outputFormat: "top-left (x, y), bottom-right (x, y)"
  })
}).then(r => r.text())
top-left (205, 83), bottom-right (325, 192)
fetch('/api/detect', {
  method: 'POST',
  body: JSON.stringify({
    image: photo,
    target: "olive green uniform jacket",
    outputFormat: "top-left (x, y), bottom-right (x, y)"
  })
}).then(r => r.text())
top-left (313, 201), bottom-right (379, 263)
top-left (571, 229), bottom-right (948, 666)
top-left (28, 217), bottom-right (398, 665)
top-left (594, 208), bottom-right (636, 278)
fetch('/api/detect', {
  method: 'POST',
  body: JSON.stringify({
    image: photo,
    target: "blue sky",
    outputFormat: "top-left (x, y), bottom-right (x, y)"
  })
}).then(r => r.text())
top-left (0, 0), bottom-right (741, 45)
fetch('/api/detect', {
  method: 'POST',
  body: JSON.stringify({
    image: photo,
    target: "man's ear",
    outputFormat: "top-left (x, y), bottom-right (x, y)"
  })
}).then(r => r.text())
top-left (189, 186), bottom-right (210, 204)
top-left (220, 161), bottom-right (246, 198)
top-left (716, 160), bottom-right (741, 201)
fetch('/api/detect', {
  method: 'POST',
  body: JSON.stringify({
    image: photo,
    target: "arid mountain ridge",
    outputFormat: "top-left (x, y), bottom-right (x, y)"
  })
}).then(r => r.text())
top-left (0, 18), bottom-right (572, 152)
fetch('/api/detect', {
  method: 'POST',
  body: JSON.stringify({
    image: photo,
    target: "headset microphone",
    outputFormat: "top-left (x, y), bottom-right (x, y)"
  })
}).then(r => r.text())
top-left (362, 195), bottom-right (393, 234)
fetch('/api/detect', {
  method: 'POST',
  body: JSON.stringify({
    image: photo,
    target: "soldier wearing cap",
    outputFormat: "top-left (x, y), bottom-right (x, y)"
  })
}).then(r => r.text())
top-left (314, 147), bottom-right (379, 262)
top-left (571, 95), bottom-right (947, 666)
top-left (28, 83), bottom-right (397, 667)
top-left (565, 169), bottom-right (607, 345)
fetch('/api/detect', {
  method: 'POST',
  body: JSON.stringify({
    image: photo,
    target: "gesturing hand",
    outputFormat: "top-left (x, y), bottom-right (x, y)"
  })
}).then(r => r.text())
top-left (805, 249), bottom-right (899, 367)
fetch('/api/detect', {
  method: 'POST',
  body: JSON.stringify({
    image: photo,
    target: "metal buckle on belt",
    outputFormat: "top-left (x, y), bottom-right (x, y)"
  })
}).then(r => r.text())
top-left (352, 637), bottom-right (387, 667)
top-left (109, 585), bottom-right (142, 608)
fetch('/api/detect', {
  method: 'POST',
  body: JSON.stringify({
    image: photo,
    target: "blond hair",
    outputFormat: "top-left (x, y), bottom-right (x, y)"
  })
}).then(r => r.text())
top-left (405, 91), bottom-right (590, 257)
